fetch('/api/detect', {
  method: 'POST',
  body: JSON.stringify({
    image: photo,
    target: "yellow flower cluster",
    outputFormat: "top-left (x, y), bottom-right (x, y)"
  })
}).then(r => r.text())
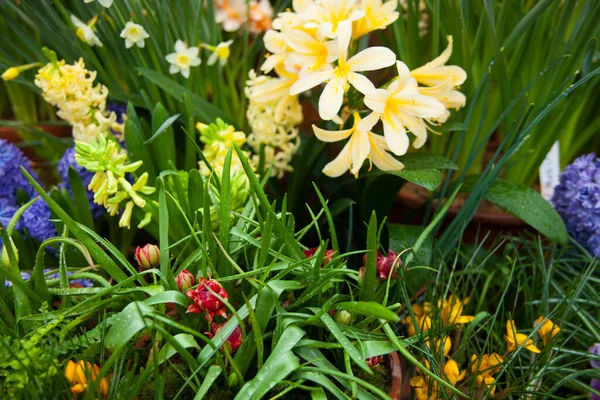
top-left (403, 295), bottom-right (474, 339)
top-left (65, 360), bottom-right (110, 398)
top-left (253, 0), bottom-right (466, 178)
top-left (245, 68), bottom-right (302, 178)
top-left (35, 54), bottom-right (120, 142)
top-left (196, 118), bottom-right (251, 177)
top-left (75, 135), bottom-right (154, 229)
top-left (411, 359), bottom-right (466, 400)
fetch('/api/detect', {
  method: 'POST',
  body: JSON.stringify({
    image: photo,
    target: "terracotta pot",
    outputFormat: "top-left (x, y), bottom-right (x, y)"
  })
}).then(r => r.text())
top-left (392, 182), bottom-right (530, 244)
top-left (388, 351), bottom-right (412, 400)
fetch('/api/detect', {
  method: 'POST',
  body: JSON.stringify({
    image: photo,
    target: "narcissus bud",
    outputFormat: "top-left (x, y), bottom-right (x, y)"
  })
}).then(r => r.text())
top-left (135, 244), bottom-right (160, 269)
top-left (176, 270), bottom-right (195, 292)
top-left (334, 310), bottom-right (352, 325)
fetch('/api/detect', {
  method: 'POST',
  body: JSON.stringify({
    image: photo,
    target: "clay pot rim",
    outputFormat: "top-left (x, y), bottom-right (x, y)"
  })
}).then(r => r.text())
top-left (397, 184), bottom-right (526, 228)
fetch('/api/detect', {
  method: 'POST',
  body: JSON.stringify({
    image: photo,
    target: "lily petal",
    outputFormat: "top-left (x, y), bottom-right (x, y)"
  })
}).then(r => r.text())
top-left (347, 46), bottom-right (396, 72)
top-left (364, 88), bottom-right (390, 113)
top-left (289, 69), bottom-right (333, 95)
top-left (323, 141), bottom-right (352, 177)
top-left (347, 72), bottom-right (375, 94)
top-left (318, 77), bottom-right (346, 120)
top-left (312, 125), bottom-right (354, 142)
top-left (382, 117), bottom-right (409, 155)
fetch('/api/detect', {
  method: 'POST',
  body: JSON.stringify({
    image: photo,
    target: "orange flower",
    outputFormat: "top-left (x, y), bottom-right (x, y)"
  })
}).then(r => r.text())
top-left (471, 353), bottom-right (504, 395)
top-left (535, 316), bottom-right (560, 346)
top-left (504, 320), bottom-right (541, 353)
top-left (65, 360), bottom-right (110, 398)
top-left (402, 303), bottom-right (431, 337)
top-left (439, 295), bottom-right (474, 326)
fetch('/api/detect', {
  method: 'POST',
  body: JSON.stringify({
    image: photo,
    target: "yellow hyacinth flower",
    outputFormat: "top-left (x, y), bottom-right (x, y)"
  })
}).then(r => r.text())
top-left (439, 295), bottom-right (474, 326)
top-left (364, 61), bottom-right (447, 155)
top-left (65, 360), bottom-right (110, 398)
top-left (312, 111), bottom-right (404, 177)
top-left (535, 316), bottom-right (560, 346)
top-left (290, 21), bottom-right (396, 120)
top-left (504, 320), bottom-right (541, 353)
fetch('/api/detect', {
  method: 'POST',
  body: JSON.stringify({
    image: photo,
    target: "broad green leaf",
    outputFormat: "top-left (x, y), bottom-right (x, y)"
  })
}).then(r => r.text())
top-left (194, 365), bottom-right (222, 400)
top-left (334, 301), bottom-right (399, 322)
top-left (143, 291), bottom-right (191, 307)
top-left (155, 333), bottom-right (199, 365)
top-left (105, 301), bottom-right (154, 351)
top-left (461, 177), bottom-right (568, 245)
top-left (400, 153), bottom-right (458, 170)
top-left (388, 224), bottom-right (432, 266)
top-left (124, 117), bottom-right (157, 182)
top-left (234, 325), bottom-right (305, 400)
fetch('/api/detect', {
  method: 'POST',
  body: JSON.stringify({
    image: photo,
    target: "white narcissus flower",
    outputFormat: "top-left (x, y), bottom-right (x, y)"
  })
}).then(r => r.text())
top-left (364, 61), bottom-right (447, 155)
top-left (71, 15), bottom-right (103, 47)
top-left (289, 21), bottom-right (396, 120)
top-left (165, 40), bottom-right (201, 79)
top-left (207, 40), bottom-right (234, 66)
top-left (313, 112), bottom-right (403, 177)
top-left (84, 0), bottom-right (113, 7)
top-left (120, 22), bottom-right (150, 49)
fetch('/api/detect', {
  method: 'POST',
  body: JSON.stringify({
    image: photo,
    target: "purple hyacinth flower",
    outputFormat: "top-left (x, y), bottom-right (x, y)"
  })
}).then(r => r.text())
top-left (552, 154), bottom-right (600, 257)
top-left (592, 379), bottom-right (600, 400)
top-left (590, 343), bottom-right (600, 369)
top-left (0, 139), bottom-right (38, 202)
top-left (22, 199), bottom-right (56, 243)
top-left (4, 271), bottom-right (31, 288)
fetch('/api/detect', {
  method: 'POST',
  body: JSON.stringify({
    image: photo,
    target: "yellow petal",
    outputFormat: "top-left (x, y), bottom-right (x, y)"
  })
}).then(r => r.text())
top-left (318, 77), bottom-right (346, 120)
top-left (322, 141), bottom-right (352, 177)
top-left (347, 46), bottom-right (396, 72)
top-left (312, 125), bottom-right (354, 142)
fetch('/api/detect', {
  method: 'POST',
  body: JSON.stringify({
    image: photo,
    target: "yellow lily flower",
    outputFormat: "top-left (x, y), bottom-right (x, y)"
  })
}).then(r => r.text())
top-left (312, 111), bottom-right (404, 177)
top-left (290, 21), bottom-right (396, 120)
top-left (439, 295), bottom-right (474, 326)
top-left (353, 0), bottom-right (399, 38)
top-left (535, 316), bottom-right (560, 346)
top-left (364, 61), bottom-right (447, 155)
top-left (411, 36), bottom-right (467, 112)
top-left (311, 0), bottom-right (365, 38)
top-left (65, 360), bottom-right (110, 398)
top-left (504, 320), bottom-right (541, 353)
top-left (284, 29), bottom-right (339, 73)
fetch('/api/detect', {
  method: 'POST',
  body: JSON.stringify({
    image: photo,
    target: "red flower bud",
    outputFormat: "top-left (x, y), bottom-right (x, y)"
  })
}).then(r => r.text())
top-left (304, 247), bottom-right (335, 267)
top-left (186, 278), bottom-right (229, 321)
top-left (362, 249), bottom-right (400, 280)
top-left (176, 270), bottom-right (195, 292)
top-left (135, 244), bottom-right (160, 270)
top-left (366, 355), bottom-right (383, 368)
top-left (210, 322), bottom-right (243, 353)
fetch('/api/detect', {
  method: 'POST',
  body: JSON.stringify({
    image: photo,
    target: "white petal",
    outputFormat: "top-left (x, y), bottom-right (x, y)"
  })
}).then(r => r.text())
top-left (383, 118), bottom-right (409, 155)
top-left (169, 65), bottom-right (180, 74)
top-left (264, 30), bottom-right (286, 53)
top-left (125, 39), bottom-right (133, 49)
top-left (336, 20), bottom-right (352, 59)
top-left (187, 46), bottom-right (199, 58)
top-left (350, 131), bottom-right (370, 176)
top-left (208, 53), bottom-right (218, 66)
top-left (398, 94), bottom-right (446, 118)
top-left (323, 142), bottom-right (352, 177)
top-left (175, 40), bottom-right (187, 53)
top-left (364, 88), bottom-right (390, 113)
top-left (285, 29), bottom-right (317, 53)
top-left (347, 72), bottom-right (374, 94)
top-left (165, 53), bottom-right (177, 63)
top-left (289, 70), bottom-right (332, 95)
top-left (396, 61), bottom-right (411, 80)
top-left (312, 125), bottom-right (354, 142)
top-left (98, 0), bottom-right (113, 7)
top-left (397, 113), bottom-right (426, 145)
top-left (137, 40), bottom-right (145, 48)
top-left (356, 111), bottom-right (380, 133)
top-left (181, 68), bottom-right (190, 78)
top-left (347, 47), bottom-right (396, 72)
top-left (190, 57), bottom-right (201, 66)
top-left (318, 78), bottom-right (346, 120)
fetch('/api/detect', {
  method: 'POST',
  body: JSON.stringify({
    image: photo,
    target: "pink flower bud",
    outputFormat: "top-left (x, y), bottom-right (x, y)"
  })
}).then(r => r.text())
top-left (186, 278), bottom-right (229, 321)
top-left (366, 355), bottom-right (383, 368)
top-left (362, 249), bottom-right (400, 280)
top-left (176, 270), bottom-right (195, 292)
top-left (135, 244), bottom-right (160, 270)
